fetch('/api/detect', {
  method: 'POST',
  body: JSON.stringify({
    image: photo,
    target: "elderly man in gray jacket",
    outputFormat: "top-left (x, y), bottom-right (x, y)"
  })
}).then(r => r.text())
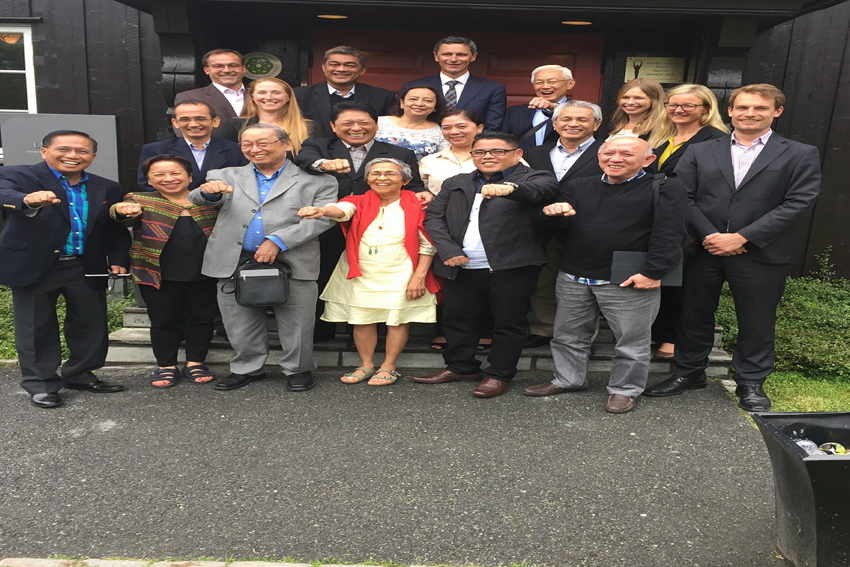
top-left (189, 123), bottom-right (338, 392)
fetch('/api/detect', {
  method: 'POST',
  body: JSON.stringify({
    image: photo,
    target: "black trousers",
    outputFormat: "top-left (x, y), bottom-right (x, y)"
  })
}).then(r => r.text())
top-left (651, 286), bottom-right (684, 345)
top-left (12, 257), bottom-right (108, 395)
top-left (441, 266), bottom-right (540, 381)
top-left (138, 278), bottom-right (217, 366)
top-left (674, 252), bottom-right (787, 384)
top-left (314, 225), bottom-right (345, 340)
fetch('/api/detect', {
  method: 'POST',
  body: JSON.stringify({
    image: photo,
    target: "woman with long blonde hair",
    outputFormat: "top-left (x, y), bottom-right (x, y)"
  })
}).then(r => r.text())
top-left (647, 83), bottom-right (729, 360)
top-left (219, 78), bottom-right (320, 154)
top-left (608, 78), bottom-right (666, 139)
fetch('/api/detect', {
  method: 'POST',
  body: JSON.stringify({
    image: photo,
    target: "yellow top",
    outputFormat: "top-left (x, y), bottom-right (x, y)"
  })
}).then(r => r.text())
top-left (657, 137), bottom-right (683, 169)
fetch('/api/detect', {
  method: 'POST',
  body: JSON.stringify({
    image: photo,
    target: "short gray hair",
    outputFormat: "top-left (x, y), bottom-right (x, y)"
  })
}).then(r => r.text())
top-left (598, 137), bottom-right (653, 158)
top-left (364, 158), bottom-right (413, 182)
top-left (552, 100), bottom-right (603, 123)
top-left (531, 65), bottom-right (573, 83)
top-left (239, 122), bottom-right (290, 143)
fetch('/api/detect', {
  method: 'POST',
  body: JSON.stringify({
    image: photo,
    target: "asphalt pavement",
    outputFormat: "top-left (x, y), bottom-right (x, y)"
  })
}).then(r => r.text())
top-left (0, 365), bottom-right (784, 567)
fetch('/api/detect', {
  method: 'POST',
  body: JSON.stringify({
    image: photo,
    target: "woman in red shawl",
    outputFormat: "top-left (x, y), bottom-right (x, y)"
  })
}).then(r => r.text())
top-left (298, 158), bottom-right (440, 386)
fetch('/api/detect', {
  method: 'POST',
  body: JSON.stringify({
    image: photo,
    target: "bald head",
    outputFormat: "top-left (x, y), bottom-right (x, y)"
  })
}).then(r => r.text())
top-left (597, 137), bottom-right (656, 184)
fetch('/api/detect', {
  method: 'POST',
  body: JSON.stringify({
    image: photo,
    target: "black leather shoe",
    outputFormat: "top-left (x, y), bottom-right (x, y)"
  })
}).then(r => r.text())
top-left (65, 380), bottom-right (124, 393)
top-left (737, 384), bottom-right (771, 412)
top-left (31, 393), bottom-right (63, 408)
top-left (287, 372), bottom-right (315, 392)
top-left (214, 372), bottom-right (265, 391)
top-left (643, 373), bottom-right (707, 397)
top-left (524, 334), bottom-right (552, 349)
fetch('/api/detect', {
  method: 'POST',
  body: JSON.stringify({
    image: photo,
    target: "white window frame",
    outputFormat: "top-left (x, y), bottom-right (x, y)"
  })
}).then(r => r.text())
top-left (0, 24), bottom-right (37, 113)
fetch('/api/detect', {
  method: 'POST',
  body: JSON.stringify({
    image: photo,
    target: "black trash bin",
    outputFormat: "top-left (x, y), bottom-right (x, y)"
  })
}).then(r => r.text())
top-left (752, 412), bottom-right (850, 567)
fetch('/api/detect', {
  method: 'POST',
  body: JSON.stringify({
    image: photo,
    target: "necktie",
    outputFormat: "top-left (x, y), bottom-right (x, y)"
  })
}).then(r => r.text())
top-left (445, 80), bottom-right (460, 110)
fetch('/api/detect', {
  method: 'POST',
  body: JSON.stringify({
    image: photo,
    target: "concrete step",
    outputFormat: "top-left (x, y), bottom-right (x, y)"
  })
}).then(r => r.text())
top-left (107, 327), bottom-right (732, 377)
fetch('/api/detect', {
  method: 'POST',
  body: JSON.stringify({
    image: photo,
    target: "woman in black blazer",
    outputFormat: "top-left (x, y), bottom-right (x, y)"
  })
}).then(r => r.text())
top-left (648, 84), bottom-right (729, 359)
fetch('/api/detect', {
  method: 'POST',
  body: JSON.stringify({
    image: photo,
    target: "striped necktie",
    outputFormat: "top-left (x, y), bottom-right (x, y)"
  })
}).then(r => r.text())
top-left (444, 80), bottom-right (460, 110)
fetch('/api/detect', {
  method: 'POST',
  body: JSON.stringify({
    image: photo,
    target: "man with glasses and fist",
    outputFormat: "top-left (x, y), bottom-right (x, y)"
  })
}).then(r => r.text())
top-left (413, 131), bottom-right (558, 397)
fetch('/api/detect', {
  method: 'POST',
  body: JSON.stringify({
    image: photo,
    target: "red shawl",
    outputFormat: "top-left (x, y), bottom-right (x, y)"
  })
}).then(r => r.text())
top-left (338, 190), bottom-right (441, 293)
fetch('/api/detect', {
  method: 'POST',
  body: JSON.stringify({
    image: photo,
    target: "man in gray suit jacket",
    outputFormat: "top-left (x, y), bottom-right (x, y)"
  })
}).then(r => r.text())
top-left (189, 123), bottom-right (338, 392)
top-left (644, 84), bottom-right (821, 411)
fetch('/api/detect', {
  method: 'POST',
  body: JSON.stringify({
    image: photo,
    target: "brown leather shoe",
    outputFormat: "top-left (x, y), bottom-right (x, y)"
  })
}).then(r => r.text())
top-left (472, 377), bottom-right (509, 398)
top-left (603, 394), bottom-right (636, 414)
top-left (410, 369), bottom-right (482, 384)
top-left (522, 381), bottom-right (589, 397)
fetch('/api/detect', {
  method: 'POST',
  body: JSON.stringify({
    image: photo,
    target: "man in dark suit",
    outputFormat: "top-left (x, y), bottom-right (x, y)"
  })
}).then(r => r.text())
top-left (174, 49), bottom-right (247, 135)
top-left (524, 100), bottom-right (605, 348)
top-left (294, 46), bottom-right (396, 139)
top-left (137, 101), bottom-right (247, 191)
top-left (644, 84), bottom-right (822, 411)
top-left (412, 131), bottom-right (559, 398)
top-left (400, 36), bottom-right (506, 131)
top-left (0, 130), bottom-right (131, 408)
top-left (502, 65), bottom-right (576, 152)
top-left (292, 100), bottom-right (431, 341)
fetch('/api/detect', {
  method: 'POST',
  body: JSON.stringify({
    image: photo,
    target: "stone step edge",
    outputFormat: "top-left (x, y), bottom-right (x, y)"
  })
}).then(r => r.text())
top-left (0, 560), bottom-right (427, 567)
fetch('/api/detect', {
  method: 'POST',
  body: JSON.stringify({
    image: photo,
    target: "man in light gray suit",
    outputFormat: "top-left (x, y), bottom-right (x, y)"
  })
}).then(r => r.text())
top-left (189, 123), bottom-right (338, 392)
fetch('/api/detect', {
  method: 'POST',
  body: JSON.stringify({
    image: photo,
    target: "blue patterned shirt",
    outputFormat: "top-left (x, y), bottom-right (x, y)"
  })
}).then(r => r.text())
top-left (49, 166), bottom-right (89, 255)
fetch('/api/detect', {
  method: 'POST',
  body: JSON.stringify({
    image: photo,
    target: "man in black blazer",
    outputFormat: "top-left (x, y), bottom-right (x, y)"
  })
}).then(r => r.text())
top-left (137, 101), bottom-right (247, 191)
top-left (400, 36), bottom-right (506, 131)
top-left (292, 101), bottom-right (430, 341)
top-left (174, 49), bottom-right (247, 135)
top-left (644, 84), bottom-right (822, 411)
top-left (412, 131), bottom-right (559, 398)
top-left (502, 65), bottom-right (576, 152)
top-left (524, 100), bottom-right (605, 347)
top-left (0, 130), bottom-right (131, 408)
top-left (294, 46), bottom-right (396, 139)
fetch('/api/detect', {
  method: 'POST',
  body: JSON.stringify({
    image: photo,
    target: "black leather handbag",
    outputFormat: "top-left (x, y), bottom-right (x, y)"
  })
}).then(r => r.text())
top-left (223, 257), bottom-right (292, 307)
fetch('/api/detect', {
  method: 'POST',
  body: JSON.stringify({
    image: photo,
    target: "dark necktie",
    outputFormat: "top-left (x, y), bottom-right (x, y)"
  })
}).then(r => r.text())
top-left (444, 80), bottom-right (460, 110)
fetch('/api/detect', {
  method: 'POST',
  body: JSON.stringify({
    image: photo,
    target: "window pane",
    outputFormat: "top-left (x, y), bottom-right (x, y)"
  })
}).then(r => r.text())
top-left (0, 73), bottom-right (28, 110)
top-left (0, 36), bottom-right (25, 70)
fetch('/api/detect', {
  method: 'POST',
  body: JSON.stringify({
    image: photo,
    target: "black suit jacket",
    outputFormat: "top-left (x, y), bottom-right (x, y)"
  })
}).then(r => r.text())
top-left (174, 82), bottom-right (246, 136)
top-left (0, 162), bottom-right (131, 288)
top-left (136, 136), bottom-right (248, 191)
top-left (292, 138), bottom-right (424, 199)
top-left (400, 75), bottom-right (507, 131)
top-left (424, 165), bottom-right (559, 280)
top-left (293, 82), bottom-right (396, 138)
top-left (675, 133), bottom-right (821, 264)
top-left (525, 137), bottom-right (605, 186)
top-left (648, 125), bottom-right (727, 174)
top-left (501, 105), bottom-right (559, 152)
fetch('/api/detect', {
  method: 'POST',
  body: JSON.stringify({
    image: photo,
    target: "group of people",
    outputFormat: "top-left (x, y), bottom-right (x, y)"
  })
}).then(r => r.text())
top-left (0, 35), bottom-right (820, 415)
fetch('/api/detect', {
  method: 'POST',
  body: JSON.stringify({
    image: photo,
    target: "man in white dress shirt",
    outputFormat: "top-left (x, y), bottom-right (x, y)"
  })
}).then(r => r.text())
top-left (174, 49), bottom-right (247, 135)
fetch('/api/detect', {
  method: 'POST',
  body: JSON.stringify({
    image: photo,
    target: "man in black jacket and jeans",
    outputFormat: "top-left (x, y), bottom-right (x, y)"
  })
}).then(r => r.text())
top-left (413, 132), bottom-right (559, 398)
top-left (522, 137), bottom-right (687, 413)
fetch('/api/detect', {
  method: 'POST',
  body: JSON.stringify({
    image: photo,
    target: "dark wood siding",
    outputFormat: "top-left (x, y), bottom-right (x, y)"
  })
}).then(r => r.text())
top-left (0, 0), bottom-right (168, 186)
top-left (744, 0), bottom-right (850, 277)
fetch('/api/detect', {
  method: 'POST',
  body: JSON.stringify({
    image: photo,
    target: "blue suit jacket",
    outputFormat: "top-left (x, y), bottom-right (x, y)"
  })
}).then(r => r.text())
top-left (400, 75), bottom-right (507, 131)
top-left (501, 104), bottom-right (559, 152)
top-left (0, 162), bottom-right (131, 288)
top-left (136, 136), bottom-right (248, 191)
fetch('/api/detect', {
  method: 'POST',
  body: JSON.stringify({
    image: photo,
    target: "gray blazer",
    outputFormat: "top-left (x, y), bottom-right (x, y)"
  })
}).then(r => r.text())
top-left (188, 163), bottom-right (339, 280)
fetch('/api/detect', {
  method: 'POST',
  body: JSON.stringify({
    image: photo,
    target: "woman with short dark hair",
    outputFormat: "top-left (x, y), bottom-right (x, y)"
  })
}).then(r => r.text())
top-left (376, 84), bottom-right (448, 159)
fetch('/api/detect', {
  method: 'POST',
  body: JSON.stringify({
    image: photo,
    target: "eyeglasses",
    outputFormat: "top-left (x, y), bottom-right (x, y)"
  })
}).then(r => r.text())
top-left (325, 61), bottom-right (361, 69)
top-left (175, 116), bottom-right (211, 123)
top-left (207, 63), bottom-right (243, 70)
top-left (532, 79), bottom-right (566, 87)
top-left (470, 148), bottom-right (518, 157)
top-left (665, 103), bottom-right (706, 111)
top-left (367, 171), bottom-right (402, 179)
top-left (240, 138), bottom-right (283, 150)
top-left (50, 147), bottom-right (93, 156)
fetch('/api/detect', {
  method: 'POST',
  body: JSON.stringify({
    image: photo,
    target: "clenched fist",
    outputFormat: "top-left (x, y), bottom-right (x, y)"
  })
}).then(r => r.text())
top-left (23, 191), bottom-right (61, 207)
top-left (542, 202), bottom-right (576, 216)
top-left (200, 180), bottom-right (233, 194)
top-left (297, 206), bottom-right (325, 219)
top-left (480, 183), bottom-right (516, 199)
top-left (319, 159), bottom-right (352, 174)
top-left (114, 202), bottom-right (143, 217)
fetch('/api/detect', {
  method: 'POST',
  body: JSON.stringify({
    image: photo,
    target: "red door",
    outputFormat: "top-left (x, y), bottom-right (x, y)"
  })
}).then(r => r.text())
top-left (308, 29), bottom-right (604, 106)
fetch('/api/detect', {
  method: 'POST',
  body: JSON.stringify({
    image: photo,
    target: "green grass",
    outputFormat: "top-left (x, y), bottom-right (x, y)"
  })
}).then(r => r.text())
top-left (764, 371), bottom-right (850, 412)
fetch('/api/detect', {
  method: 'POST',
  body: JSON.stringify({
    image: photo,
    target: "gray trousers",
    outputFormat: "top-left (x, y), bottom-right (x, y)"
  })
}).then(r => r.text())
top-left (550, 273), bottom-right (660, 397)
top-left (217, 278), bottom-right (318, 376)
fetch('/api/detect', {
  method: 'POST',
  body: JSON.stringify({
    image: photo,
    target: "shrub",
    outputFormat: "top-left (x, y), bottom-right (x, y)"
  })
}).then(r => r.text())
top-left (716, 248), bottom-right (850, 381)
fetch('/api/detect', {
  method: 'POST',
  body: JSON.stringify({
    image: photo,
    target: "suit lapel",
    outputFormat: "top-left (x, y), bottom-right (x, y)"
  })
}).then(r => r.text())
top-left (235, 165), bottom-right (261, 205)
top-left (711, 138), bottom-right (737, 191)
top-left (264, 162), bottom-right (298, 202)
top-left (200, 138), bottom-right (230, 175)
top-left (312, 85), bottom-right (333, 132)
top-left (564, 139), bottom-right (603, 181)
top-left (458, 75), bottom-right (483, 106)
top-left (168, 138), bottom-right (203, 180)
top-left (737, 135), bottom-right (788, 190)
top-left (205, 83), bottom-right (238, 120)
top-left (533, 143), bottom-right (557, 174)
top-left (84, 175), bottom-right (106, 236)
top-left (34, 162), bottom-right (70, 223)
